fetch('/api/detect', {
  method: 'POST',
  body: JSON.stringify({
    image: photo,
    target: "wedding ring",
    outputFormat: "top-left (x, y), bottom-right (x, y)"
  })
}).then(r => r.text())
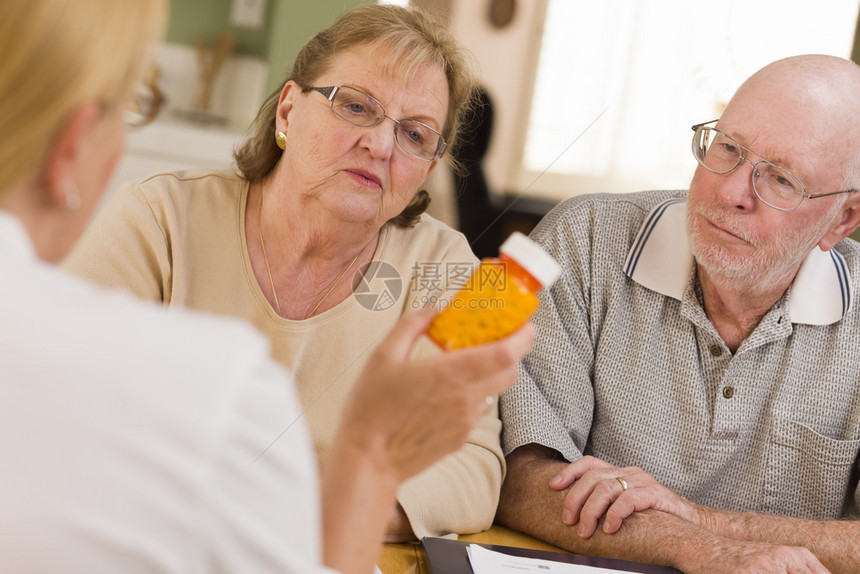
top-left (616, 476), bottom-right (629, 491)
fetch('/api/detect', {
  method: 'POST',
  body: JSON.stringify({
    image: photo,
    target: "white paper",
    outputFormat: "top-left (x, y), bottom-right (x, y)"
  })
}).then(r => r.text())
top-left (466, 544), bottom-right (633, 574)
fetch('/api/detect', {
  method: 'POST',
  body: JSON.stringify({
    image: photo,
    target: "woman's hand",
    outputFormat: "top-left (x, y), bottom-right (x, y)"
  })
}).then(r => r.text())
top-left (323, 308), bottom-right (533, 574)
top-left (339, 307), bottom-right (535, 483)
top-left (550, 455), bottom-right (700, 538)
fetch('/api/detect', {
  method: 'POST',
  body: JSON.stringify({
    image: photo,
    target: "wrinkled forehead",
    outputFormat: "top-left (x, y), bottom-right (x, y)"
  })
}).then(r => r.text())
top-left (725, 58), bottom-right (860, 145)
top-left (719, 73), bottom-right (857, 183)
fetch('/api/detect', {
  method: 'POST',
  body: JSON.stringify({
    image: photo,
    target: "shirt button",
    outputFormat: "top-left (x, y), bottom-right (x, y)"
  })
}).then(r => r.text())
top-left (723, 386), bottom-right (734, 399)
top-left (709, 345), bottom-right (722, 357)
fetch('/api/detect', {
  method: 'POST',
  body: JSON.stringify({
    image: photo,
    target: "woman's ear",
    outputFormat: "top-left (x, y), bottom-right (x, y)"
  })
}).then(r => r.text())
top-left (425, 158), bottom-right (439, 178)
top-left (42, 101), bottom-right (102, 209)
top-left (276, 80), bottom-right (301, 132)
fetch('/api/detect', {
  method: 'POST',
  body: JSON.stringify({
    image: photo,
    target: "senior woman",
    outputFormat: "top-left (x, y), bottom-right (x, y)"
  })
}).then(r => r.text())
top-left (65, 4), bottom-right (500, 540)
top-left (2, 0), bottom-right (534, 572)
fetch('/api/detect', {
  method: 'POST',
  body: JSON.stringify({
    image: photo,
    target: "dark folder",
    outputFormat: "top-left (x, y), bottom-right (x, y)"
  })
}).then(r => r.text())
top-left (421, 536), bottom-right (682, 574)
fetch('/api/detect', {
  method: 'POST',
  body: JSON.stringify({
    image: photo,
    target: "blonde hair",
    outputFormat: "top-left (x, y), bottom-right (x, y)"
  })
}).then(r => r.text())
top-left (235, 3), bottom-right (478, 227)
top-left (0, 0), bottom-right (165, 194)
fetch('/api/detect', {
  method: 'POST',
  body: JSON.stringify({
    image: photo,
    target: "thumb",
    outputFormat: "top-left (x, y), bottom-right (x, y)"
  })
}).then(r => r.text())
top-left (376, 307), bottom-right (439, 361)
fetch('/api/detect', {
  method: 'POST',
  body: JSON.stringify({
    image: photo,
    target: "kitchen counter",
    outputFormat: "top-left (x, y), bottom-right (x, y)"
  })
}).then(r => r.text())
top-left (103, 117), bottom-right (246, 206)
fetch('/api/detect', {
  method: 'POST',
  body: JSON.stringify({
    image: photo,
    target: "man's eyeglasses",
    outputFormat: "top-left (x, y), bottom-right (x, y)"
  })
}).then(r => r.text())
top-left (691, 120), bottom-right (856, 211)
top-left (305, 85), bottom-right (447, 161)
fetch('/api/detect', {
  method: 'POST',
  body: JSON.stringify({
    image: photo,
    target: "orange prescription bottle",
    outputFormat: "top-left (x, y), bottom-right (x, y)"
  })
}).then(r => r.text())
top-left (426, 232), bottom-right (561, 351)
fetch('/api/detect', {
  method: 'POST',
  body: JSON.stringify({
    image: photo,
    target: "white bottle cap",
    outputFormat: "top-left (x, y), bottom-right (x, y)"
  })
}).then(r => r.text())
top-left (499, 231), bottom-right (561, 288)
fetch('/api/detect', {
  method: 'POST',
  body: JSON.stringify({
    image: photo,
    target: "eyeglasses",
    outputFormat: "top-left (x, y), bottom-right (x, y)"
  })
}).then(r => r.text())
top-left (691, 120), bottom-right (856, 211)
top-left (124, 80), bottom-right (165, 128)
top-left (305, 85), bottom-right (447, 161)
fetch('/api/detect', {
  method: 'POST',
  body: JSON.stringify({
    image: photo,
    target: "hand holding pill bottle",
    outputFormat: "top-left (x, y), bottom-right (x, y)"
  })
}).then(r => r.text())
top-left (426, 232), bottom-right (560, 350)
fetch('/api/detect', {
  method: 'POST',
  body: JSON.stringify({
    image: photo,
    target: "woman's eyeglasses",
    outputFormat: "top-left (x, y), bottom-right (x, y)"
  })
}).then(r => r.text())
top-left (306, 85), bottom-right (447, 161)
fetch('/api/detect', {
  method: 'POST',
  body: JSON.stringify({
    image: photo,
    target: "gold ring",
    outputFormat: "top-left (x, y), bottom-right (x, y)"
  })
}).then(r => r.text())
top-left (616, 476), bottom-right (629, 491)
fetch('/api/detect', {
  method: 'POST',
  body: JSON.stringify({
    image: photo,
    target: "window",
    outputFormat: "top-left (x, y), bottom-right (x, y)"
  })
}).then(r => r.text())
top-left (516, 0), bottom-right (859, 200)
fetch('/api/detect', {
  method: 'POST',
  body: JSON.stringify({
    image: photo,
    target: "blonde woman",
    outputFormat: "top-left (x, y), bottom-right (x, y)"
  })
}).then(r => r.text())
top-left (0, 1), bottom-right (533, 572)
top-left (66, 4), bottom-right (506, 541)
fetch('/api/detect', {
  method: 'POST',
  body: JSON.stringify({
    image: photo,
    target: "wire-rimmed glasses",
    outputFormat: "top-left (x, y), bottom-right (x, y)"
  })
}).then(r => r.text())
top-left (124, 80), bottom-right (165, 128)
top-left (691, 120), bottom-right (856, 211)
top-left (306, 85), bottom-right (447, 161)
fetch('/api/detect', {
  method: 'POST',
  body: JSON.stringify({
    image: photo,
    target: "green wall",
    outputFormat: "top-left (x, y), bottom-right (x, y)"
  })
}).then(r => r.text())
top-left (165, 0), bottom-right (366, 99)
top-left (166, 0), bottom-right (273, 57)
top-left (854, 8), bottom-right (860, 63)
top-left (265, 1), bottom-right (366, 95)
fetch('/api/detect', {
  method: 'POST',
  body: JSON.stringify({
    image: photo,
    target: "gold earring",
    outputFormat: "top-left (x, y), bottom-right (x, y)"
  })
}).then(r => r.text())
top-left (275, 131), bottom-right (287, 150)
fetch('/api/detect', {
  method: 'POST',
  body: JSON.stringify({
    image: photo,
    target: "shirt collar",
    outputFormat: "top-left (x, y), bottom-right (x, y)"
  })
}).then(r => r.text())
top-left (623, 198), bottom-right (853, 326)
top-left (0, 210), bottom-right (37, 262)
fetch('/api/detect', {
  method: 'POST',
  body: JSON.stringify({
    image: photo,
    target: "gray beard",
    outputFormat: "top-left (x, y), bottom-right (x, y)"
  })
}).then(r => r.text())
top-left (685, 205), bottom-right (834, 296)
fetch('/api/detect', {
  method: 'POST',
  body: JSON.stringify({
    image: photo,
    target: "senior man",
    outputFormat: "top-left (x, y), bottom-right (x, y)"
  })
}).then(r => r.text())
top-left (497, 54), bottom-right (860, 574)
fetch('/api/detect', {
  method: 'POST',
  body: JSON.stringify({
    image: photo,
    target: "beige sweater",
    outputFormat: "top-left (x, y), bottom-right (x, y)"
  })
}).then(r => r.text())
top-left (64, 169), bottom-right (504, 538)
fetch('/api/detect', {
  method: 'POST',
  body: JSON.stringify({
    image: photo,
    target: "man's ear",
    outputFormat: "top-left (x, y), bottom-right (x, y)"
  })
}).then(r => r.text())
top-left (41, 101), bottom-right (102, 208)
top-left (819, 194), bottom-right (860, 251)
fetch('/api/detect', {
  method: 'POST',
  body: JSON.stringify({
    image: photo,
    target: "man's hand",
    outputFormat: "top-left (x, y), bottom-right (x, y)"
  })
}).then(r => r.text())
top-left (548, 456), bottom-right (833, 572)
top-left (549, 455), bottom-right (699, 537)
top-left (686, 539), bottom-right (831, 574)
top-left (500, 445), bottom-right (842, 573)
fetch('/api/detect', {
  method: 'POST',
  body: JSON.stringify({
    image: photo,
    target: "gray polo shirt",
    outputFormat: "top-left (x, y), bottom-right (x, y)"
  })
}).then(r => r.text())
top-left (501, 190), bottom-right (860, 520)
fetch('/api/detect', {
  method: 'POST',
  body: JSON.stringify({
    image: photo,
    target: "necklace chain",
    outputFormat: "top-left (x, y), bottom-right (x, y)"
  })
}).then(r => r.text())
top-left (257, 189), bottom-right (360, 319)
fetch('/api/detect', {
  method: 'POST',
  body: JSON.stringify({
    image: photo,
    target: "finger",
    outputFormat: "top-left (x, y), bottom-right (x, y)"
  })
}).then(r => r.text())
top-left (560, 464), bottom-right (623, 525)
top-left (439, 321), bottom-right (535, 383)
top-left (602, 488), bottom-right (661, 534)
top-left (561, 474), bottom-right (604, 526)
top-left (467, 321), bottom-right (536, 374)
top-left (576, 477), bottom-right (625, 537)
top-left (470, 368), bottom-right (519, 406)
top-left (802, 551), bottom-right (832, 574)
top-left (377, 307), bottom-right (439, 361)
top-left (491, 320), bottom-right (536, 360)
top-left (433, 374), bottom-right (507, 431)
top-left (550, 456), bottom-right (611, 490)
